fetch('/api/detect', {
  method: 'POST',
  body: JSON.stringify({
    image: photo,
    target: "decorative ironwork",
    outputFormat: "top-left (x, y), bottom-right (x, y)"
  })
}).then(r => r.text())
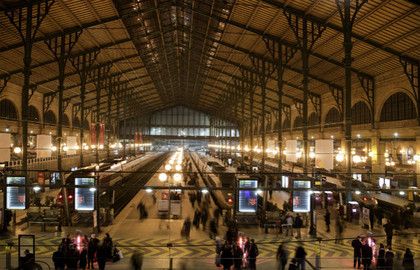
top-left (329, 85), bottom-right (344, 115)
top-left (0, 74), bottom-right (11, 95)
top-left (357, 73), bottom-right (375, 125)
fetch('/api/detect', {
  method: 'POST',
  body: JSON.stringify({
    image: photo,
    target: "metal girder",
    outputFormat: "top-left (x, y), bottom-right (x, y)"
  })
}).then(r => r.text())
top-left (42, 92), bottom-right (55, 114)
top-left (282, 105), bottom-right (291, 122)
top-left (44, 31), bottom-right (82, 62)
top-left (72, 103), bottom-right (81, 120)
top-left (293, 100), bottom-right (303, 117)
top-left (0, 74), bottom-right (11, 95)
top-left (263, 37), bottom-right (298, 68)
top-left (357, 73), bottom-right (375, 125)
top-left (309, 93), bottom-right (321, 115)
top-left (400, 57), bottom-right (420, 123)
top-left (329, 85), bottom-right (344, 115)
top-left (28, 84), bottom-right (37, 101)
top-left (261, 0), bottom-right (418, 63)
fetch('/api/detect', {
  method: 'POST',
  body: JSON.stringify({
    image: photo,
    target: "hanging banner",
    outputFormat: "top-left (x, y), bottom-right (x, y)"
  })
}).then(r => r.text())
top-left (0, 133), bottom-right (11, 162)
top-left (36, 134), bottom-right (51, 158)
top-left (66, 136), bottom-right (77, 155)
top-left (315, 139), bottom-right (334, 170)
top-left (90, 123), bottom-right (96, 146)
top-left (285, 140), bottom-right (297, 163)
top-left (99, 123), bottom-right (105, 146)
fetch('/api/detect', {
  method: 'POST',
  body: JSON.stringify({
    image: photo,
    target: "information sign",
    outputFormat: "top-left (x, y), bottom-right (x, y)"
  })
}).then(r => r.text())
top-left (6, 176), bottom-right (26, 210)
top-left (292, 179), bottom-right (311, 213)
top-left (238, 180), bottom-right (258, 213)
top-left (75, 177), bottom-right (95, 211)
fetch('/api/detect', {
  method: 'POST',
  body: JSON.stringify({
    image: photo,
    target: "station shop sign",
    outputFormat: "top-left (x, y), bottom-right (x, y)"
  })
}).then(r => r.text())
top-left (6, 176), bottom-right (26, 210)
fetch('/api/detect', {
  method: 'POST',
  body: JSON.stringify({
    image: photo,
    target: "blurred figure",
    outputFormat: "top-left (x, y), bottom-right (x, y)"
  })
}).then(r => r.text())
top-left (21, 249), bottom-right (35, 270)
top-left (96, 245), bottom-right (107, 270)
top-left (220, 241), bottom-right (234, 270)
top-left (324, 209), bottom-right (331, 233)
top-left (248, 239), bottom-right (259, 270)
top-left (385, 247), bottom-right (394, 270)
top-left (88, 234), bottom-right (99, 269)
top-left (131, 251), bottom-right (143, 270)
top-left (52, 247), bottom-right (65, 270)
top-left (377, 243), bottom-right (386, 270)
top-left (182, 217), bottom-right (192, 240)
top-left (288, 258), bottom-right (298, 270)
top-left (276, 244), bottom-right (288, 270)
top-left (66, 245), bottom-right (79, 269)
top-left (209, 217), bottom-right (218, 239)
top-left (383, 220), bottom-right (394, 248)
top-left (402, 248), bottom-right (414, 270)
top-left (103, 233), bottom-right (113, 259)
top-left (361, 240), bottom-right (372, 270)
top-left (295, 245), bottom-right (306, 270)
top-left (233, 244), bottom-right (244, 270)
top-left (193, 208), bottom-right (201, 229)
top-left (294, 214), bottom-right (303, 239)
top-left (351, 237), bottom-right (362, 269)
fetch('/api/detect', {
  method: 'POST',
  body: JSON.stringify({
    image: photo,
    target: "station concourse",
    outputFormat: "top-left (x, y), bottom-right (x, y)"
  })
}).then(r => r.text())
top-left (0, 0), bottom-right (419, 269)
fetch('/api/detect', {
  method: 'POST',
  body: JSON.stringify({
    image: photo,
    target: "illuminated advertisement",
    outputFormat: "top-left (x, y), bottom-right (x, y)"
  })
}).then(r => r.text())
top-left (281, 176), bottom-right (289, 188)
top-left (292, 179), bottom-right (311, 213)
top-left (238, 180), bottom-right (258, 213)
top-left (6, 176), bottom-right (26, 209)
top-left (75, 177), bottom-right (95, 211)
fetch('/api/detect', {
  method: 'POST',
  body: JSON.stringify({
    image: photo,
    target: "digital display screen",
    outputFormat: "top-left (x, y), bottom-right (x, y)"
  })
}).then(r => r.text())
top-left (292, 180), bottom-right (311, 213)
top-left (238, 180), bottom-right (258, 213)
top-left (75, 177), bottom-right (95, 211)
top-left (6, 176), bottom-right (26, 209)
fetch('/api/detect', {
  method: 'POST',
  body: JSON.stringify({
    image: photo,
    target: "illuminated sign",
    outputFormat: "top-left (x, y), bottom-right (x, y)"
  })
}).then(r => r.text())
top-left (292, 179), bottom-right (311, 213)
top-left (75, 177), bottom-right (95, 211)
top-left (353, 173), bottom-right (362, 182)
top-left (281, 176), bottom-right (289, 188)
top-left (238, 180), bottom-right (258, 213)
top-left (6, 176), bottom-right (26, 209)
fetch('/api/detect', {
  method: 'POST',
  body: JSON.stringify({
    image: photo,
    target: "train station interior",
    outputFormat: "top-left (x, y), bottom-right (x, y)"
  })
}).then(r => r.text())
top-left (0, 0), bottom-right (419, 269)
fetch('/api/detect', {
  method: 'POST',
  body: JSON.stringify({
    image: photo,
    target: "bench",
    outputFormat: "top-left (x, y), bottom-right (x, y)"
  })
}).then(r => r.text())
top-left (28, 219), bottom-right (60, 232)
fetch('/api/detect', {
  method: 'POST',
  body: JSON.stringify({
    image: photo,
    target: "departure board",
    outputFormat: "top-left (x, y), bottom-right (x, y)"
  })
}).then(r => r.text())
top-left (292, 179), bottom-right (311, 213)
top-left (75, 177), bottom-right (95, 211)
top-left (238, 180), bottom-right (258, 213)
top-left (6, 176), bottom-right (26, 209)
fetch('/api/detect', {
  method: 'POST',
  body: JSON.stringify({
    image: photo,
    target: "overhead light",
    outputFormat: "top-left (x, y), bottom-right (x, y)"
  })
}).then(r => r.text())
top-left (33, 186), bottom-right (41, 192)
top-left (89, 187), bottom-right (97, 192)
top-left (158, 173), bottom-right (168, 182)
top-left (13, 147), bottom-right (22, 154)
top-left (393, 132), bottom-right (398, 137)
top-left (173, 173), bottom-right (182, 182)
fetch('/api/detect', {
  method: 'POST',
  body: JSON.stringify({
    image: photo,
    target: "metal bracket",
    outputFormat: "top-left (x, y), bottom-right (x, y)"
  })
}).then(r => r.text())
top-left (400, 57), bottom-right (419, 108)
top-left (293, 100), bottom-right (303, 117)
top-left (42, 92), bottom-right (55, 114)
top-left (282, 105), bottom-right (291, 122)
top-left (70, 49), bottom-right (101, 79)
top-left (336, 0), bottom-right (368, 29)
top-left (72, 103), bottom-right (81, 120)
top-left (329, 85), bottom-right (344, 115)
top-left (357, 73), bottom-right (375, 124)
top-left (309, 93), bottom-right (321, 115)
top-left (283, 11), bottom-right (326, 50)
top-left (89, 63), bottom-right (113, 86)
top-left (249, 55), bottom-right (276, 87)
top-left (263, 37), bottom-right (298, 68)
top-left (44, 30), bottom-right (82, 63)
top-left (28, 84), bottom-right (37, 101)
top-left (63, 99), bottom-right (70, 112)
top-left (0, 74), bottom-right (11, 95)
top-left (5, 0), bottom-right (55, 41)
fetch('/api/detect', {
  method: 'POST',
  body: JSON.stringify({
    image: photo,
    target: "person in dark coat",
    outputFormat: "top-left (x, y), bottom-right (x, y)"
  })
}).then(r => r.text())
top-left (182, 217), bottom-right (192, 240)
top-left (209, 218), bottom-right (218, 239)
top-left (220, 241), bottom-right (234, 270)
top-left (66, 245), bottom-right (79, 270)
top-left (351, 237), bottom-right (362, 269)
top-left (369, 209), bottom-right (375, 230)
top-left (193, 209), bottom-right (201, 229)
top-left (276, 244), bottom-right (288, 270)
top-left (79, 247), bottom-right (88, 270)
top-left (88, 235), bottom-right (99, 269)
top-left (383, 221), bottom-right (394, 248)
top-left (294, 214), bottom-right (303, 239)
top-left (377, 243), bottom-right (386, 270)
top-left (21, 249), bottom-right (35, 270)
top-left (295, 245), bottom-right (307, 270)
top-left (361, 241), bottom-right (372, 270)
top-left (385, 247), bottom-right (394, 270)
top-left (402, 248), bottom-right (414, 270)
top-left (324, 209), bottom-right (331, 232)
top-left (103, 233), bottom-right (113, 259)
top-left (52, 248), bottom-right (66, 270)
top-left (248, 239), bottom-right (259, 270)
top-left (201, 208), bottom-right (208, 230)
top-left (288, 258), bottom-right (298, 270)
top-left (233, 244), bottom-right (244, 270)
top-left (96, 245), bottom-right (107, 270)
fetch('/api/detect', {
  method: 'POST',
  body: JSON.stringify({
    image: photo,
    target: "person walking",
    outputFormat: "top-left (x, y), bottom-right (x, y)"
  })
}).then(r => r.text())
top-left (369, 209), bottom-right (375, 230)
top-left (285, 214), bottom-right (293, 237)
top-left (103, 233), bottom-right (113, 259)
top-left (233, 244), bottom-right (244, 270)
top-left (377, 243), bottom-right (386, 270)
top-left (130, 251), bottom-right (143, 270)
top-left (209, 217), bottom-right (218, 239)
top-left (361, 240), bottom-right (373, 270)
top-left (295, 245), bottom-right (307, 270)
top-left (248, 239), bottom-right (259, 270)
top-left (79, 247), bottom-right (88, 270)
top-left (402, 248), bottom-right (414, 270)
top-left (182, 217), bottom-right (192, 240)
top-left (294, 214), bottom-right (303, 239)
top-left (383, 221), bottom-right (394, 248)
top-left (96, 245), bottom-right (107, 270)
top-left (324, 209), bottom-right (331, 233)
top-left (276, 244), bottom-right (288, 270)
top-left (351, 237), bottom-right (362, 269)
top-left (88, 235), bottom-right (99, 269)
top-left (220, 241), bottom-right (234, 270)
top-left (52, 247), bottom-right (65, 270)
top-left (193, 208), bottom-right (201, 230)
top-left (385, 247), bottom-right (394, 270)
top-left (335, 217), bottom-right (344, 244)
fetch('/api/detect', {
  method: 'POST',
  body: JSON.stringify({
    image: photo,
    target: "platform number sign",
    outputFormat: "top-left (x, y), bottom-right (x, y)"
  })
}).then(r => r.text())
top-left (75, 177), bottom-right (95, 211)
top-left (6, 176), bottom-right (26, 209)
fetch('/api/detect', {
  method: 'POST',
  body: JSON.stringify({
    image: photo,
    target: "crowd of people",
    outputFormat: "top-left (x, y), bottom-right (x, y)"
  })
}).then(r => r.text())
top-left (52, 232), bottom-right (121, 270)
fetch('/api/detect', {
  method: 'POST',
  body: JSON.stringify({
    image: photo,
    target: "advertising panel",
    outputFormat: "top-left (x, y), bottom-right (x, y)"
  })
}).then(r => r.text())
top-left (292, 179), bottom-right (311, 213)
top-left (238, 180), bottom-right (258, 213)
top-left (315, 139), bottom-right (334, 170)
top-left (75, 177), bottom-right (95, 211)
top-left (6, 176), bottom-right (26, 210)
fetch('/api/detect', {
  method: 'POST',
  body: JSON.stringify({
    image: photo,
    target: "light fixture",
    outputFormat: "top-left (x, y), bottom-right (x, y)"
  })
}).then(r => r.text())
top-left (256, 189), bottom-right (263, 195)
top-left (352, 155), bottom-right (362, 163)
top-left (99, 145), bottom-right (104, 150)
top-left (335, 152), bottom-right (344, 162)
top-left (164, 164), bottom-right (172, 171)
top-left (33, 186), bottom-right (41, 192)
top-left (330, 135), bottom-right (334, 139)
top-left (173, 173), bottom-right (182, 182)
top-left (158, 173), bottom-right (168, 182)
top-left (309, 151), bottom-right (316, 159)
top-left (399, 191), bottom-right (405, 196)
top-left (355, 190), bottom-right (361, 195)
top-left (356, 134), bottom-right (361, 139)
top-left (368, 151), bottom-right (374, 158)
top-left (145, 188), bottom-right (153, 193)
top-left (13, 147), bottom-right (22, 154)
top-left (62, 146), bottom-right (68, 152)
top-left (5, 127), bottom-right (10, 132)
top-left (175, 164), bottom-right (182, 171)
top-left (393, 132), bottom-right (398, 137)
top-left (51, 146), bottom-right (57, 152)
top-left (201, 189), bottom-right (209, 194)
top-left (89, 187), bottom-right (97, 192)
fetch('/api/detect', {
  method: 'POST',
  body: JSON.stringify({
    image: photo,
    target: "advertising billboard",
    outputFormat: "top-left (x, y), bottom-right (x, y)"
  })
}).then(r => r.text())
top-left (292, 179), bottom-right (311, 213)
top-left (75, 177), bottom-right (95, 211)
top-left (6, 176), bottom-right (26, 210)
top-left (238, 180), bottom-right (258, 213)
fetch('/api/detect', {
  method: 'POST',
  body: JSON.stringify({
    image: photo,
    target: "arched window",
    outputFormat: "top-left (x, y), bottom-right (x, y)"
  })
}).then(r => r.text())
top-left (44, 110), bottom-right (56, 125)
top-left (380, 92), bottom-right (416, 122)
top-left (293, 116), bottom-right (303, 129)
top-left (28, 105), bottom-right (40, 122)
top-left (351, 101), bottom-right (371, 124)
top-left (324, 107), bottom-right (341, 126)
top-left (72, 117), bottom-right (81, 128)
top-left (83, 119), bottom-right (90, 130)
top-left (283, 118), bottom-right (291, 129)
top-left (62, 114), bottom-right (70, 127)
top-left (274, 119), bottom-right (279, 131)
top-left (0, 99), bottom-right (18, 120)
top-left (308, 112), bottom-right (319, 127)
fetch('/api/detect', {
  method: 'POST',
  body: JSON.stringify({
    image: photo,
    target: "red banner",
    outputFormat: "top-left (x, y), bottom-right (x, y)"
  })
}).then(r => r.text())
top-left (99, 123), bottom-right (105, 145)
top-left (90, 123), bottom-right (96, 145)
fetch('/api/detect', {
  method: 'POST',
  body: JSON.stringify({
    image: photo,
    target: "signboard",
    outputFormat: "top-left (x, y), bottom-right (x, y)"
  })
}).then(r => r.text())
top-left (158, 200), bottom-right (169, 212)
top-left (238, 180), bottom-right (258, 213)
top-left (315, 139), bottom-right (334, 170)
top-left (281, 175), bottom-right (289, 188)
top-left (66, 136), bottom-right (78, 155)
top-left (292, 179), bottom-right (311, 213)
top-left (0, 133), bottom-right (11, 162)
top-left (170, 201), bottom-right (181, 216)
top-left (353, 173), bottom-right (362, 182)
top-left (6, 176), bottom-right (26, 209)
top-left (36, 134), bottom-right (52, 158)
top-left (378, 177), bottom-right (390, 189)
top-left (37, 172), bottom-right (45, 185)
top-left (285, 140), bottom-right (297, 162)
top-left (75, 177), bottom-right (95, 211)
top-left (362, 207), bottom-right (370, 227)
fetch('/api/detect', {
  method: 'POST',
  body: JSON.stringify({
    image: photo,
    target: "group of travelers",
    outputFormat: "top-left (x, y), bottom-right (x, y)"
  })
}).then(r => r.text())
top-left (216, 237), bottom-right (259, 270)
top-left (282, 213), bottom-right (304, 239)
top-left (352, 236), bottom-right (415, 270)
top-left (276, 244), bottom-right (307, 270)
top-left (52, 232), bottom-right (121, 270)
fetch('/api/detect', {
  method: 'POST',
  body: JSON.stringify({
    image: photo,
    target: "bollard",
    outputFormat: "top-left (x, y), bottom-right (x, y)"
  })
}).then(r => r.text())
top-left (167, 243), bottom-right (173, 270)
